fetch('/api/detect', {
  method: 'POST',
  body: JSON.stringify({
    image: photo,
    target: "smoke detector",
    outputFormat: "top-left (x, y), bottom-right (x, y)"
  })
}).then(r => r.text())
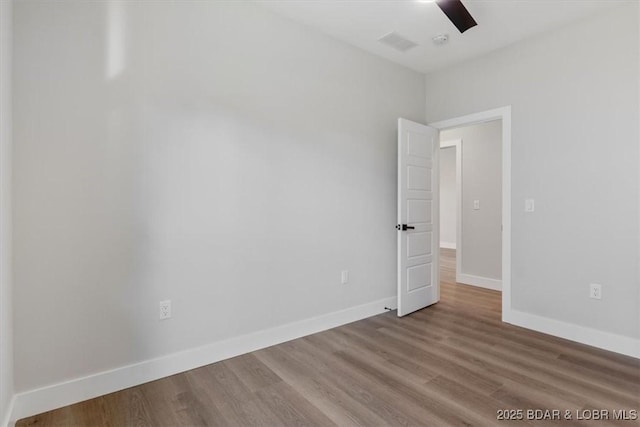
top-left (378, 32), bottom-right (419, 52)
top-left (432, 34), bottom-right (449, 46)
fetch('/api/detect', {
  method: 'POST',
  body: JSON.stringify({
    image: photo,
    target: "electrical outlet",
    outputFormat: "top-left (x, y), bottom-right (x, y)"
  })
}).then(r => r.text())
top-left (341, 270), bottom-right (349, 284)
top-left (159, 300), bottom-right (171, 319)
top-left (473, 200), bottom-right (480, 210)
top-left (589, 284), bottom-right (602, 300)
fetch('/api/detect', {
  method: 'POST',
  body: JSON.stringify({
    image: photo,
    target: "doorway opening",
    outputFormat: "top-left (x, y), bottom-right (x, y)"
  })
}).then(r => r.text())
top-left (430, 106), bottom-right (512, 320)
top-left (439, 120), bottom-right (502, 291)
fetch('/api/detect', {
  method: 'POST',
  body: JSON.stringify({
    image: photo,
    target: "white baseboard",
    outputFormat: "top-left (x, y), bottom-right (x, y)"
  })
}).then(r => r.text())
top-left (456, 273), bottom-right (502, 291)
top-left (439, 242), bottom-right (456, 249)
top-left (2, 395), bottom-right (15, 427)
top-left (9, 296), bottom-right (397, 423)
top-left (503, 309), bottom-right (640, 359)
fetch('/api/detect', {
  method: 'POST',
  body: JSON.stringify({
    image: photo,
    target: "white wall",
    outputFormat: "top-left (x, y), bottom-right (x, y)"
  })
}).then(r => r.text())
top-left (0, 0), bottom-right (14, 424)
top-left (439, 146), bottom-right (456, 249)
top-left (441, 121), bottom-right (502, 280)
top-left (426, 3), bottom-right (639, 339)
top-left (13, 0), bottom-right (425, 393)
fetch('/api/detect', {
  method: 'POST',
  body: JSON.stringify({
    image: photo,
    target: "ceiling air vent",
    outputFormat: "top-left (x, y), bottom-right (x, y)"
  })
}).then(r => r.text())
top-left (377, 31), bottom-right (418, 52)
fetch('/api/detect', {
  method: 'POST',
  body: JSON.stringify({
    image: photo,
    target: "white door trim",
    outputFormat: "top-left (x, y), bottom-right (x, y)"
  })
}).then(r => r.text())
top-left (429, 106), bottom-right (512, 320)
top-left (439, 139), bottom-right (462, 282)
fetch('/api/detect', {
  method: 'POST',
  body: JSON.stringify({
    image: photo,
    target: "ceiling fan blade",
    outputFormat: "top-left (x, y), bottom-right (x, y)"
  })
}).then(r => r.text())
top-left (435, 0), bottom-right (477, 34)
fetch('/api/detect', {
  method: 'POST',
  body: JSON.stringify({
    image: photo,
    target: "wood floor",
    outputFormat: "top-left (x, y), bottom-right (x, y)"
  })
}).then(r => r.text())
top-left (17, 249), bottom-right (640, 426)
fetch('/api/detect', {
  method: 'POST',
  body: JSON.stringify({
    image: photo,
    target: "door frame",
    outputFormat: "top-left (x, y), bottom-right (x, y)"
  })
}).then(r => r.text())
top-left (439, 139), bottom-right (462, 283)
top-left (429, 106), bottom-right (512, 321)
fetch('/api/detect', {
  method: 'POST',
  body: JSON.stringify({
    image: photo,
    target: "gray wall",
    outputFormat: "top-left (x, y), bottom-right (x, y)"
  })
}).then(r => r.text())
top-left (442, 121), bottom-right (502, 280)
top-left (0, 0), bottom-right (14, 422)
top-left (439, 146), bottom-right (456, 248)
top-left (13, 0), bottom-right (425, 392)
top-left (425, 3), bottom-right (639, 339)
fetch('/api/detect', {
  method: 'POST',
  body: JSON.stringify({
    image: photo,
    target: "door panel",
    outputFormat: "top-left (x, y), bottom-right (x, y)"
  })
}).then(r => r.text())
top-left (407, 264), bottom-right (432, 291)
top-left (407, 233), bottom-right (431, 257)
top-left (397, 118), bottom-right (439, 317)
top-left (407, 166), bottom-right (431, 190)
top-left (407, 200), bottom-right (431, 223)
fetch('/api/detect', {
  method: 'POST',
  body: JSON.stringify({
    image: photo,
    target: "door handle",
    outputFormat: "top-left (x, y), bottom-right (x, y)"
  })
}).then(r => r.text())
top-left (396, 224), bottom-right (415, 231)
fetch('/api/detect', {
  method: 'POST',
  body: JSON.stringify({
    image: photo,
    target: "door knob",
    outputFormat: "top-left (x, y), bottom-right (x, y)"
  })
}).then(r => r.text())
top-left (396, 224), bottom-right (415, 231)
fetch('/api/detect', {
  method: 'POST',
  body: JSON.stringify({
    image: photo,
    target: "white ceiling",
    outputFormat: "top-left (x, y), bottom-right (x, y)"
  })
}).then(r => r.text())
top-left (257, 0), bottom-right (626, 74)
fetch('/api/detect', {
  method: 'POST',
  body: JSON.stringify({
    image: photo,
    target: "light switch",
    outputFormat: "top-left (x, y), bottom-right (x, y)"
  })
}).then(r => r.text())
top-left (525, 199), bottom-right (535, 212)
top-left (473, 200), bottom-right (480, 210)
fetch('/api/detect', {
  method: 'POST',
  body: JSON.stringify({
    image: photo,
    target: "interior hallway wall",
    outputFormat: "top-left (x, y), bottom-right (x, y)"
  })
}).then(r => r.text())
top-left (0, 0), bottom-right (15, 423)
top-left (439, 146), bottom-right (456, 249)
top-left (441, 121), bottom-right (502, 281)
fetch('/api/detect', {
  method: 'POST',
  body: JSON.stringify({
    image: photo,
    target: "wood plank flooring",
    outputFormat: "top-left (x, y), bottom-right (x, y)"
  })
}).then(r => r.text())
top-left (17, 249), bottom-right (640, 426)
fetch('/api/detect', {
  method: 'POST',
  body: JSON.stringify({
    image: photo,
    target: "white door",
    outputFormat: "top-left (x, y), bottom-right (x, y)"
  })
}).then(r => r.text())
top-left (397, 118), bottom-right (439, 317)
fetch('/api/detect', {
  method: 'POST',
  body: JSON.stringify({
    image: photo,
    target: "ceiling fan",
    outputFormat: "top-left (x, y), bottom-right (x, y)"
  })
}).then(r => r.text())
top-left (435, 0), bottom-right (477, 34)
